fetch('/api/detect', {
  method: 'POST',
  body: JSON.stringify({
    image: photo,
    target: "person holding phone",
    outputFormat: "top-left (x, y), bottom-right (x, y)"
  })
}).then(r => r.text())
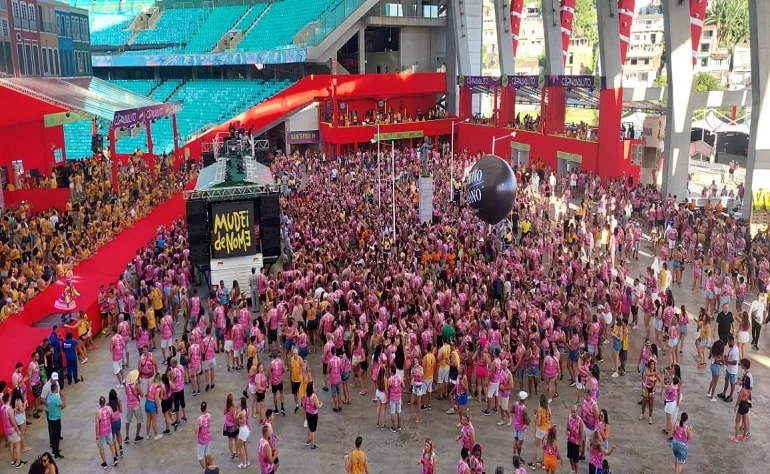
top-left (671, 412), bottom-right (692, 474)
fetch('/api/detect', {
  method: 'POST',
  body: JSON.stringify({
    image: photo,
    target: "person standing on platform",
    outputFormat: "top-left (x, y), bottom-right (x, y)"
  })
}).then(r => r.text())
top-left (46, 381), bottom-right (65, 460)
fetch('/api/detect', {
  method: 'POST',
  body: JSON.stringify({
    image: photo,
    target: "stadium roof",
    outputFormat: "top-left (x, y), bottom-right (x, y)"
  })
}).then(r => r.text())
top-left (0, 76), bottom-right (161, 123)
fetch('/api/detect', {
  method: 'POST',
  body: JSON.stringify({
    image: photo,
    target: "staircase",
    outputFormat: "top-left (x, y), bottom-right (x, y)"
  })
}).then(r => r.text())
top-left (301, 0), bottom-right (381, 61)
top-left (218, 3), bottom-right (272, 52)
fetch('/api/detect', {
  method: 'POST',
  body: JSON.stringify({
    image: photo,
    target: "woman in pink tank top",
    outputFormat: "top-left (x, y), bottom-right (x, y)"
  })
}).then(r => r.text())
top-left (304, 381), bottom-right (321, 449)
top-left (222, 393), bottom-right (238, 461)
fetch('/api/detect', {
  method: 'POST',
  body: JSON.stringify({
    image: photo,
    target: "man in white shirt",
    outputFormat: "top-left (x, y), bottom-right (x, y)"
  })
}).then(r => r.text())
top-left (749, 293), bottom-right (767, 350)
top-left (719, 335), bottom-right (740, 403)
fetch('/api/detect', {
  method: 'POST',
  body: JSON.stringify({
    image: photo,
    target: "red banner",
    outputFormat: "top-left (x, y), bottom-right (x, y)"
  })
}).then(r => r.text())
top-left (689, 0), bottom-right (708, 67)
top-left (510, 0), bottom-right (524, 57)
top-left (560, 0), bottom-right (576, 67)
top-left (618, 0), bottom-right (636, 64)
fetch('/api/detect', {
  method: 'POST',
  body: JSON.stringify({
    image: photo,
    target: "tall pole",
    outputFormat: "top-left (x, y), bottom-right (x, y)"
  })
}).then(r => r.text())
top-left (377, 124), bottom-right (381, 209)
top-left (492, 136), bottom-right (496, 156)
top-left (450, 123), bottom-right (455, 201)
top-left (391, 141), bottom-right (396, 240)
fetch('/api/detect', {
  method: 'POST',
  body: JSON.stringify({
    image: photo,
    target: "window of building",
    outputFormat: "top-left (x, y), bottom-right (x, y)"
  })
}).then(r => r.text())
top-left (650, 33), bottom-right (656, 44)
top-left (23, 43), bottom-right (31, 75)
top-left (633, 34), bottom-right (640, 41)
top-left (65, 17), bottom-right (70, 37)
top-left (0, 18), bottom-right (8, 37)
top-left (0, 1), bottom-right (6, 11)
top-left (630, 58), bottom-right (638, 65)
top-left (639, 72), bottom-right (648, 83)
top-left (423, 5), bottom-right (438, 18)
top-left (4, 43), bottom-right (11, 74)
top-left (16, 42), bottom-right (23, 74)
top-left (72, 17), bottom-right (79, 41)
top-left (19, 0), bottom-right (27, 22)
top-left (49, 49), bottom-right (55, 75)
top-left (11, 0), bottom-right (19, 26)
top-left (568, 53), bottom-right (574, 66)
top-left (700, 57), bottom-right (708, 67)
top-left (385, 3), bottom-right (403, 16)
top-left (700, 43), bottom-right (709, 53)
top-left (703, 29), bottom-right (713, 38)
top-left (42, 47), bottom-right (48, 74)
top-left (31, 43), bottom-right (38, 75)
top-left (28, 4), bottom-right (35, 30)
top-left (53, 48), bottom-right (59, 75)
top-left (643, 58), bottom-right (649, 65)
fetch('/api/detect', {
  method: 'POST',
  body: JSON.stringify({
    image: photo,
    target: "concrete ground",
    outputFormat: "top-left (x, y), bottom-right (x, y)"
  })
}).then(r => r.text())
top-left (3, 244), bottom-right (769, 474)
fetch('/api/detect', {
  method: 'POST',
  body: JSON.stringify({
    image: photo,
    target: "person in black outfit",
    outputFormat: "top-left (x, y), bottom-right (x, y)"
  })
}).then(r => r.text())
top-left (716, 303), bottom-right (734, 344)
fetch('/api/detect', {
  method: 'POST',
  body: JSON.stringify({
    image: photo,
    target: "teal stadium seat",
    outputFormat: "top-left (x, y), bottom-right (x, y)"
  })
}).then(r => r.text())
top-left (237, 0), bottom-right (337, 51)
top-left (89, 11), bottom-right (138, 46)
top-left (183, 5), bottom-right (248, 53)
top-left (233, 2), bottom-right (269, 31)
top-left (133, 8), bottom-right (209, 46)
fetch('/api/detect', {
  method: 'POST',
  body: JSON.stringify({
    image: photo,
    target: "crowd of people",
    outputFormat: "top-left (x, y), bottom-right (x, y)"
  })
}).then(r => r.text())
top-left (0, 153), bottom-right (194, 320)
top-left (0, 142), bottom-right (766, 474)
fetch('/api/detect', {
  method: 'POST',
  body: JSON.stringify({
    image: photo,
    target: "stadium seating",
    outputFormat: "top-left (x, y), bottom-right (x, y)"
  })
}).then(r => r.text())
top-left (64, 79), bottom-right (296, 159)
top-left (237, 0), bottom-right (337, 51)
top-left (89, 11), bottom-right (137, 46)
top-left (183, 5), bottom-right (248, 53)
top-left (123, 47), bottom-right (182, 55)
top-left (233, 2), bottom-right (269, 31)
top-left (133, 8), bottom-right (209, 46)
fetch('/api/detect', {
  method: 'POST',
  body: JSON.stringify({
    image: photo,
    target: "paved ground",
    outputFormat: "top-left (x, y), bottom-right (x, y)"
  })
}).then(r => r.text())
top-left (3, 243), bottom-right (769, 474)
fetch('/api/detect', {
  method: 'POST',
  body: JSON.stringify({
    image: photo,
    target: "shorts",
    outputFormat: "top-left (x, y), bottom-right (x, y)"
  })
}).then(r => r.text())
top-left (438, 367), bottom-right (450, 384)
top-left (233, 347), bottom-right (243, 357)
top-left (423, 380), bottom-right (433, 393)
top-left (671, 439), bottom-right (688, 464)
top-left (513, 428), bottom-right (527, 441)
top-left (500, 396), bottom-right (510, 411)
top-left (705, 290), bottom-right (714, 300)
top-left (663, 400), bottom-right (678, 415)
top-left (306, 412), bottom-right (318, 433)
top-left (272, 382), bottom-right (284, 394)
top-left (725, 372), bottom-right (737, 385)
top-left (342, 371), bottom-right (351, 382)
top-left (322, 363), bottom-right (329, 375)
top-left (567, 441), bottom-right (580, 462)
top-left (283, 339), bottom-right (294, 351)
top-left (331, 382), bottom-right (342, 398)
top-left (587, 344), bottom-right (597, 355)
top-left (291, 381), bottom-right (301, 395)
top-left (224, 340), bottom-right (233, 352)
top-left (145, 400), bottom-right (158, 414)
top-left (679, 325), bottom-right (688, 338)
top-left (737, 400), bottom-right (751, 415)
top-left (412, 383), bottom-right (426, 396)
top-left (719, 296), bottom-right (730, 306)
top-left (98, 433), bottom-right (113, 449)
top-left (238, 425), bottom-right (251, 442)
top-left (526, 367), bottom-right (540, 378)
top-left (375, 390), bottom-right (387, 404)
top-left (568, 350), bottom-right (579, 362)
top-left (390, 400), bottom-right (402, 414)
top-left (161, 397), bottom-right (173, 413)
top-left (298, 347), bottom-right (308, 358)
top-left (668, 338), bottom-right (679, 348)
top-left (619, 349), bottom-right (628, 362)
top-left (612, 338), bottom-right (622, 352)
top-left (584, 427), bottom-right (595, 447)
top-left (654, 318), bottom-right (664, 331)
top-left (268, 329), bottom-right (278, 343)
top-left (113, 361), bottom-right (123, 376)
top-left (196, 442), bottom-right (210, 461)
top-left (543, 453), bottom-right (558, 472)
top-left (710, 363), bottom-right (723, 377)
top-left (173, 390), bottom-right (186, 412)
top-left (487, 382), bottom-right (500, 398)
top-left (126, 405), bottom-right (144, 424)
top-left (256, 392), bottom-right (266, 403)
top-left (215, 328), bottom-right (224, 341)
top-left (111, 419), bottom-right (121, 435)
top-left (202, 358), bottom-right (215, 371)
top-left (536, 428), bottom-right (548, 440)
top-left (602, 313), bottom-right (613, 325)
top-left (223, 425), bottom-right (239, 439)
top-left (455, 392), bottom-right (469, 406)
top-left (161, 338), bottom-right (172, 350)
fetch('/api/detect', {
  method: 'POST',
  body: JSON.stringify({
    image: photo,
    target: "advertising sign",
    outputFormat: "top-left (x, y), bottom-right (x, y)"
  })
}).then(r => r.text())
top-left (211, 201), bottom-right (257, 259)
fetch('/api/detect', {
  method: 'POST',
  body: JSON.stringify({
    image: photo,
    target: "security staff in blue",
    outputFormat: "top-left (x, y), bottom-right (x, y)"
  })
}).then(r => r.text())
top-left (61, 333), bottom-right (80, 385)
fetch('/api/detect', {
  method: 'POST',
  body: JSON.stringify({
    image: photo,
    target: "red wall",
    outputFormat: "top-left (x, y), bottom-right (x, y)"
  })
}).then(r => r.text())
top-left (455, 123), bottom-right (640, 181)
top-left (0, 121), bottom-right (65, 183)
top-left (3, 188), bottom-right (70, 212)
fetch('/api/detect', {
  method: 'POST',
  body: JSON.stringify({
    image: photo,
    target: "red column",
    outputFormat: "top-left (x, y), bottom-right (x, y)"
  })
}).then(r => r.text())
top-left (171, 114), bottom-right (179, 158)
top-left (598, 88), bottom-right (623, 178)
top-left (91, 119), bottom-right (97, 135)
top-left (618, 0), bottom-right (636, 64)
top-left (544, 88), bottom-right (566, 135)
top-left (493, 86), bottom-right (499, 126)
top-left (108, 127), bottom-right (118, 192)
top-left (145, 121), bottom-right (156, 180)
top-left (459, 86), bottom-right (472, 120)
top-left (560, 0), bottom-right (576, 63)
top-left (689, 0), bottom-right (708, 67)
top-left (510, 0), bottom-right (524, 56)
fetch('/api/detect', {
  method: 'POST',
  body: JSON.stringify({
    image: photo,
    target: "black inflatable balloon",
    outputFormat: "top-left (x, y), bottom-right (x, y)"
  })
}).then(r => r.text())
top-left (465, 155), bottom-right (518, 224)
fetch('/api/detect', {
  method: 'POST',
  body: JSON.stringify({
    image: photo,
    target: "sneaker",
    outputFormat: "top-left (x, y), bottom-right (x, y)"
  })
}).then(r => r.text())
top-left (16, 461), bottom-right (27, 469)
top-left (710, 397), bottom-right (717, 402)
top-left (446, 408), bottom-right (455, 415)
top-left (729, 435), bottom-right (744, 442)
top-left (134, 436), bottom-right (144, 442)
top-left (497, 421), bottom-right (506, 426)
top-left (390, 426), bottom-right (396, 433)
top-left (119, 449), bottom-right (124, 457)
top-left (639, 413), bottom-right (644, 420)
top-left (205, 385), bottom-right (210, 392)
top-left (724, 396), bottom-right (734, 403)
top-left (124, 436), bottom-right (130, 443)
top-left (281, 408), bottom-right (286, 415)
top-left (482, 409), bottom-right (491, 416)
top-left (154, 434), bottom-right (163, 441)
top-left (182, 417), bottom-right (188, 423)
top-left (611, 372), bottom-right (619, 378)
top-left (597, 357), bottom-right (605, 363)
top-left (306, 440), bottom-right (311, 446)
top-left (507, 420), bottom-right (511, 426)
top-left (163, 429), bottom-right (171, 435)
top-left (101, 462), bottom-right (108, 469)
top-left (113, 459), bottom-right (119, 467)
top-left (294, 406), bottom-right (299, 414)
top-left (303, 420), bottom-right (308, 428)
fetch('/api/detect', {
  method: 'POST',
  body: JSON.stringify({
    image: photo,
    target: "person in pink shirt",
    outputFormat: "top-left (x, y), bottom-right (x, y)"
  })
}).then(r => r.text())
top-left (189, 289), bottom-right (202, 332)
top-left (232, 319), bottom-right (245, 371)
top-left (328, 348), bottom-right (343, 412)
top-left (269, 356), bottom-right (286, 415)
top-left (202, 327), bottom-right (217, 392)
top-left (388, 367), bottom-right (404, 432)
top-left (169, 358), bottom-right (187, 428)
top-left (95, 396), bottom-right (118, 469)
top-left (110, 327), bottom-right (126, 387)
top-left (195, 401), bottom-right (212, 470)
top-left (189, 341), bottom-right (202, 396)
top-left (159, 312), bottom-right (175, 362)
top-left (118, 316), bottom-right (131, 368)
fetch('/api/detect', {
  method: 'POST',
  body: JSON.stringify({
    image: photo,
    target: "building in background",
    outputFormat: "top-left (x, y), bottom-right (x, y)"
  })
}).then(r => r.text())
top-left (0, 1), bottom-right (13, 75)
top-left (622, 2), bottom-right (665, 87)
top-left (7, 0), bottom-right (43, 76)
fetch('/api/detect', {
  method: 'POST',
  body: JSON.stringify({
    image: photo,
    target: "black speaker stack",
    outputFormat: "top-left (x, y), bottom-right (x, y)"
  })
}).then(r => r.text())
top-left (258, 193), bottom-right (281, 261)
top-left (186, 200), bottom-right (210, 267)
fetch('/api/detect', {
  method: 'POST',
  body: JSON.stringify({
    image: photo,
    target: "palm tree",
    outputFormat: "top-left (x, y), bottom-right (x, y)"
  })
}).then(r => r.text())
top-left (705, 0), bottom-right (749, 51)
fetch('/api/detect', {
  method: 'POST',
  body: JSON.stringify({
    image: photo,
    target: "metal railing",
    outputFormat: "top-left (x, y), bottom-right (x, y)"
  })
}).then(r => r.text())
top-left (299, 0), bottom-right (366, 47)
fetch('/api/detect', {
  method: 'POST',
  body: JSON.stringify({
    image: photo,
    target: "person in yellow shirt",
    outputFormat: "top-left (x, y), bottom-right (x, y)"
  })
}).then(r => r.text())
top-left (345, 437), bottom-right (370, 474)
top-left (423, 345), bottom-right (436, 408)
top-left (150, 284), bottom-right (164, 315)
top-left (290, 347), bottom-right (303, 412)
top-left (437, 343), bottom-right (451, 400)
